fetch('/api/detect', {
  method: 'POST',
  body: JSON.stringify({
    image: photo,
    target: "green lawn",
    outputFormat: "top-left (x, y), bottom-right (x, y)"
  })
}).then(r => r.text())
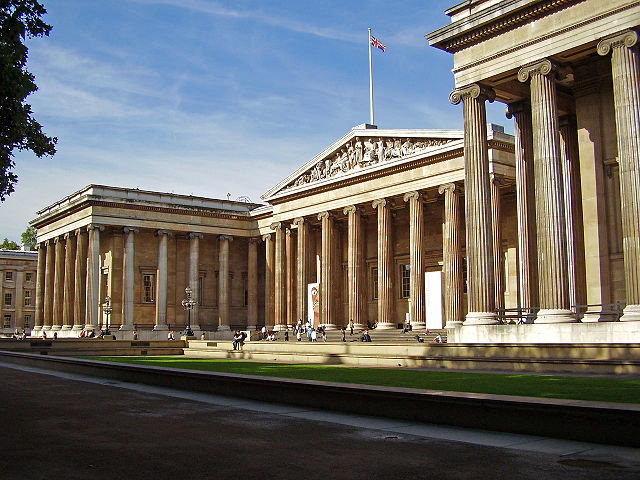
top-left (90, 356), bottom-right (640, 404)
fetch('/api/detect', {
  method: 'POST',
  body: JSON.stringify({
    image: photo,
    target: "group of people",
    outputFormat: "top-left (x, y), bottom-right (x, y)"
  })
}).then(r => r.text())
top-left (232, 330), bottom-right (247, 350)
top-left (11, 329), bottom-right (27, 340)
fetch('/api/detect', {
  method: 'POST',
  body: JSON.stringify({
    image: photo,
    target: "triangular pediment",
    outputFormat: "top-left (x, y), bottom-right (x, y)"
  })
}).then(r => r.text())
top-left (262, 125), bottom-right (463, 202)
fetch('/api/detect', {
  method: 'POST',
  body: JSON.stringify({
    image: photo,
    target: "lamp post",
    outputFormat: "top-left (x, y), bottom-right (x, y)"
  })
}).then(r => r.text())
top-left (103, 295), bottom-right (112, 337)
top-left (181, 286), bottom-right (196, 337)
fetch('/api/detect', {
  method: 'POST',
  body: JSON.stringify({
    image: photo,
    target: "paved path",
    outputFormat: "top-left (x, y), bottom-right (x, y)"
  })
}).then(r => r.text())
top-left (1, 362), bottom-right (639, 480)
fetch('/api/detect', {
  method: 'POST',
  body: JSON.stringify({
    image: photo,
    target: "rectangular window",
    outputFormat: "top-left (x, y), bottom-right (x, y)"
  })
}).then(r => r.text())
top-left (401, 264), bottom-right (410, 298)
top-left (5, 271), bottom-right (13, 281)
top-left (25, 272), bottom-right (33, 282)
top-left (4, 292), bottom-right (12, 306)
top-left (198, 276), bottom-right (203, 306)
top-left (3, 314), bottom-right (10, 328)
top-left (372, 267), bottom-right (378, 300)
top-left (24, 290), bottom-right (32, 306)
top-left (24, 315), bottom-right (31, 328)
top-left (143, 274), bottom-right (155, 303)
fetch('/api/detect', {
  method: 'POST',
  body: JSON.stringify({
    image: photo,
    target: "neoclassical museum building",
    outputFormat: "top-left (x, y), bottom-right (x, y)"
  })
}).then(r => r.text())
top-left (28, 0), bottom-right (640, 343)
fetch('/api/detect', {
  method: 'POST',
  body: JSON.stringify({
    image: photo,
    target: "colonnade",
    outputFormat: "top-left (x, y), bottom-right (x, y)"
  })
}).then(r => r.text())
top-left (33, 226), bottom-right (261, 334)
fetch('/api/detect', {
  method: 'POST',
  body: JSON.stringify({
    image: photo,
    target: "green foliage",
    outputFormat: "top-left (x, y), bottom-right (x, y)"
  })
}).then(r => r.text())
top-left (20, 224), bottom-right (35, 245)
top-left (92, 357), bottom-right (640, 404)
top-left (0, 0), bottom-right (57, 200)
top-left (0, 237), bottom-right (19, 249)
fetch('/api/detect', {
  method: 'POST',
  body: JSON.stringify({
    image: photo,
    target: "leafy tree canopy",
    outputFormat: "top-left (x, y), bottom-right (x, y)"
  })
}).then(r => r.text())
top-left (0, 237), bottom-right (19, 249)
top-left (0, 0), bottom-right (57, 201)
top-left (21, 224), bottom-right (35, 245)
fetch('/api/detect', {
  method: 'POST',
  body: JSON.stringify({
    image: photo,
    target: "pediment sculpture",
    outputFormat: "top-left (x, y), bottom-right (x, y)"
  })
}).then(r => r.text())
top-left (286, 136), bottom-right (455, 190)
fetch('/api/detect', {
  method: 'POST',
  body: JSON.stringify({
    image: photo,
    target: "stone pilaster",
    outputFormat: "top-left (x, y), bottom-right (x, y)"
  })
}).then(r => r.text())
top-left (154, 229), bottom-right (170, 331)
top-left (372, 199), bottom-right (395, 329)
top-left (62, 232), bottom-right (76, 331)
top-left (518, 59), bottom-right (574, 323)
top-left (86, 224), bottom-right (104, 331)
top-left (506, 102), bottom-right (538, 318)
top-left (52, 237), bottom-right (65, 331)
top-left (34, 243), bottom-right (46, 331)
top-left (263, 233), bottom-right (274, 328)
top-left (403, 192), bottom-right (426, 329)
top-left (285, 228), bottom-right (295, 328)
top-left (217, 234), bottom-right (232, 331)
top-left (293, 217), bottom-right (310, 325)
top-left (344, 206), bottom-right (365, 329)
top-left (73, 229), bottom-right (87, 331)
top-left (439, 183), bottom-right (464, 327)
top-left (271, 222), bottom-right (286, 330)
top-left (450, 83), bottom-right (497, 324)
top-left (120, 227), bottom-right (138, 331)
top-left (247, 238), bottom-right (259, 329)
top-left (186, 232), bottom-right (203, 331)
top-left (598, 30), bottom-right (640, 321)
top-left (490, 174), bottom-right (505, 313)
top-left (318, 211), bottom-right (337, 329)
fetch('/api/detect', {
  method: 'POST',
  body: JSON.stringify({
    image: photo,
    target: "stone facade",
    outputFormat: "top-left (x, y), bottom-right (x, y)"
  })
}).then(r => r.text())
top-left (0, 249), bottom-right (37, 334)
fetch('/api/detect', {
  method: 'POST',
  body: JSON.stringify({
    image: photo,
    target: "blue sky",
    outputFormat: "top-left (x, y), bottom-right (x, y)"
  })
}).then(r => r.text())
top-left (1, 0), bottom-right (511, 242)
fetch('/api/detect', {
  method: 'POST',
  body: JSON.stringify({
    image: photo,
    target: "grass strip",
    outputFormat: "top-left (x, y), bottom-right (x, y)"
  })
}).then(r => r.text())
top-left (90, 356), bottom-right (640, 404)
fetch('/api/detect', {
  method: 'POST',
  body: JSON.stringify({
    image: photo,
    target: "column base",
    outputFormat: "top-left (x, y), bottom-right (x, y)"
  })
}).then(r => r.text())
top-left (61, 324), bottom-right (73, 331)
top-left (42, 326), bottom-right (52, 331)
top-left (445, 321), bottom-right (464, 329)
top-left (464, 312), bottom-right (499, 325)
top-left (71, 325), bottom-right (84, 331)
top-left (375, 322), bottom-right (396, 330)
top-left (319, 323), bottom-right (338, 331)
top-left (273, 324), bottom-right (287, 331)
top-left (620, 304), bottom-right (640, 322)
top-left (84, 324), bottom-right (97, 332)
top-left (534, 309), bottom-right (576, 324)
top-left (582, 309), bottom-right (617, 322)
top-left (50, 325), bottom-right (62, 332)
top-left (32, 325), bottom-right (42, 332)
top-left (119, 325), bottom-right (134, 331)
top-left (217, 325), bottom-right (231, 331)
top-left (410, 322), bottom-right (426, 330)
top-left (153, 325), bottom-right (168, 331)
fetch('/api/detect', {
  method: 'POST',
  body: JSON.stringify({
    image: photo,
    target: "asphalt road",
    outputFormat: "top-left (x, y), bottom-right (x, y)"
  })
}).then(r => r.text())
top-left (1, 364), bottom-right (638, 480)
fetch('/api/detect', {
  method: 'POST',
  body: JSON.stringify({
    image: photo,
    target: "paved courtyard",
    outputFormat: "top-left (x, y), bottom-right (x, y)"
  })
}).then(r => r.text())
top-left (1, 363), bottom-right (639, 480)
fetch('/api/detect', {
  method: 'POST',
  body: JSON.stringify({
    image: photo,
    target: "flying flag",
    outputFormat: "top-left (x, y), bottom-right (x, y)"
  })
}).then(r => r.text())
top-left (370, 35), bottom-right (386, 52)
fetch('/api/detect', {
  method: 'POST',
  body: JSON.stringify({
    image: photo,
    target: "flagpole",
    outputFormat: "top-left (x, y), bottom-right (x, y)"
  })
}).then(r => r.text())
top-left (368, 27), bottom-right (374, 125)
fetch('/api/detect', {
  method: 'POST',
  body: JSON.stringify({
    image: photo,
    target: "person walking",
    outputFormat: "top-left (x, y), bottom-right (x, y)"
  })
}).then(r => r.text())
top-left (341, 327), bottom-right (346, 342)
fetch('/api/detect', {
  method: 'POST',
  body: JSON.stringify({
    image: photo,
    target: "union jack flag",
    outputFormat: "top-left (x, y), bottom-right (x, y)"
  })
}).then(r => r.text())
top-left (370, 35), bottom-right (386, 52)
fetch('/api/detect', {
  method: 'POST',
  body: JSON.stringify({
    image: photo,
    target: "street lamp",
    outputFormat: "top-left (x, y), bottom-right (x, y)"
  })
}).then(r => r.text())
top-left (103, 295), bottom-right (112, 337)
top-left (181, 286), bottom-right (196, 337)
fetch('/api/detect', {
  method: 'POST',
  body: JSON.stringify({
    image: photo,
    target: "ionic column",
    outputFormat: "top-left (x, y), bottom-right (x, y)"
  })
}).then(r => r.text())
top-left (450, 84), bottom-right (497, 324)
top-left (506, 102), bottom-right (539, 318)
top-left (86, 224), bottom-right (104, 331)
top-left (34, 243), bottom-right (46, 332)
top-left (43, 240), bottom-right (54, 330)
top-left (247, 238), bottom-right (259, 329)
top-left (62, 232), bottom-right (76, 331)
top-left (187, 232), bottom-right (203, 331)
top-left (598, 30), bottom-right (640, 321)
top-left (154, 229), bottom-right (170, 331)
top-left (559, 117), bottom-right (582, 313)
top-left (318, 211), bottom-right (337, 329)
top-left (372, 199), bottom-right (395, 329)
top-left (217, 234), bottom-right (232, 331)
top-left (263, 233), bottom-right (274, 328)
top-left (52, 236), bottom-right (65, 331)
top-left (490, 174), bottom-right (505, 313)
top-left (73, 229), bottom-right (87, 331)
top-left (120, 227), bottom-right (138, 331)
top-left (519, 60), bottom-right (574, 323)
top-left (403, 192), bottom-right (426, 329)
top-left (285, 228), bottom-right (295, 327)
top-left (271, 222), bottom-right (286, 330)
top-left (343, 206), bottom-right (365, 329)
top-left (293, 217), bottom-right (310, 325)
top-left (439, 183), bottom-right (464, 327)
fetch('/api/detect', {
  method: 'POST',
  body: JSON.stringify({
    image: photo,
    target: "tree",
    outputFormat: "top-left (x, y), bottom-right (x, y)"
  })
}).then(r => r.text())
top-left (0, 237), bottom-right (19, 249)
top-left (21, 224), bottom-right (35, 245)
top-left (0, 0), bottom-right (57, 200)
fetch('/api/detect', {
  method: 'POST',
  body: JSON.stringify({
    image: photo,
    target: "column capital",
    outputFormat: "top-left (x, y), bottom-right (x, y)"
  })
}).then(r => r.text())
top-left (53, 236), bottom-right (63, 244)
top-left (187, 232), bottom-right (203, 240)
top-left (63, 231), bottom-right (75, 240)
top-left (505, 101), bottom-right (530, 118)
top-left (438, 182), bottom-right (460, 195)
top-left (218, 234), bottom-right (234, 242)
top-left (372, 198), bottom-right (393, 210)
top-left (449, 83), bottom-right (495, 105)
top-left (402, 191), bottom-right (421, 203)
top-left (317, 211), bottom-right (333, 221)
top-left (123, 226), bottom-right (139, 235)
top-left (285, 228), bottom-right (293, 238)
top-left (35, 242), bottom-right (43, 250)
top-left (155, 229), bottom-right (171, 237)
top-left (262, 233), bottom-right (272, 242)
top-left (87, 224), bottom-right (105, 232)
top-left (270, 222), bottom-right (283, 231)
top-left (248, 236), bottom-right (261, 245)
top-left (597, 30), bottom-right (638, 56)
top-left (518, 59), bottom-right (570, 83)
top-left (74, 228), bottom-right (85, 236)
top-left (292, 217), bottom-right (306, 227)
top-left (343, 205), bottom-right (362, 215)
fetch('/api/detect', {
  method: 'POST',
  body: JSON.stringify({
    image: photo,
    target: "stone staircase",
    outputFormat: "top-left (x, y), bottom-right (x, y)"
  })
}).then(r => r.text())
top-left (297, 327), bottom-right (447, 344)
